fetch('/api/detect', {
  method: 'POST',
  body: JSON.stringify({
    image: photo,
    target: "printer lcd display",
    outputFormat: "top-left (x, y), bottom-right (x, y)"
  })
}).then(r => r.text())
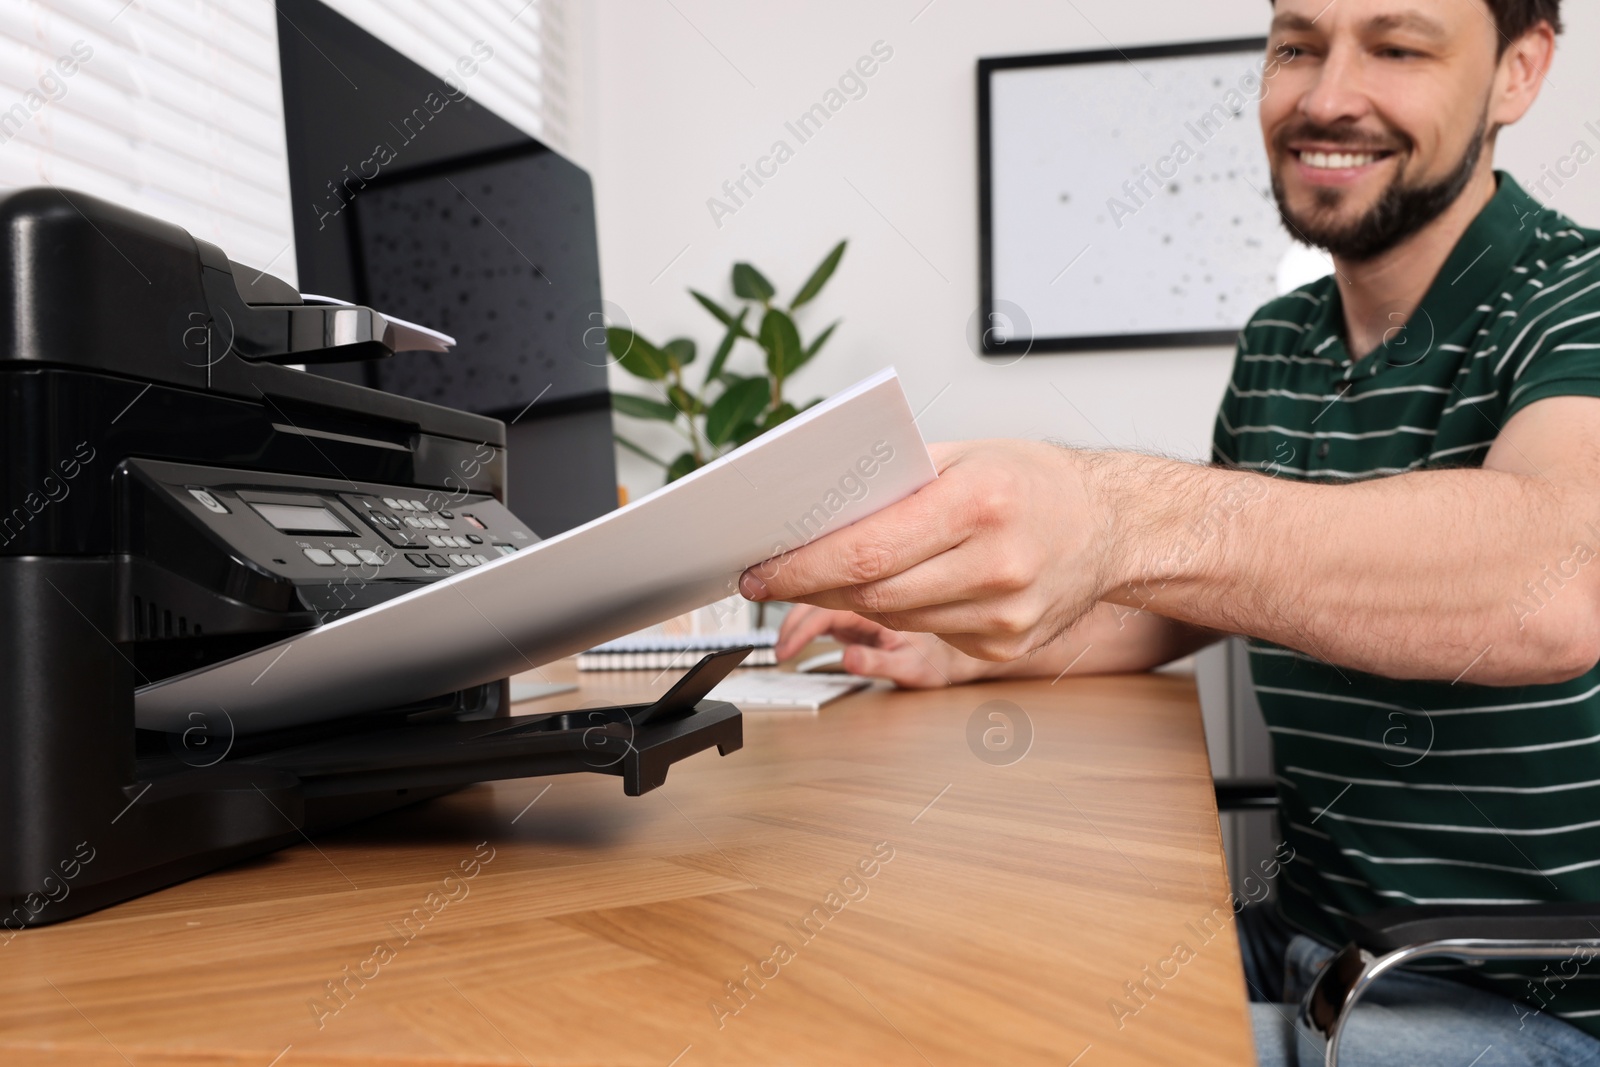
top-left (251, 502), bottom-right (352, 534)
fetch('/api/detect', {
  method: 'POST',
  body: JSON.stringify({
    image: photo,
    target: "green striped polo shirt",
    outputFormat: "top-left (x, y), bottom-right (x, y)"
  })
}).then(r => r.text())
top-left (1213, 173), bottom-right (1600, 1032)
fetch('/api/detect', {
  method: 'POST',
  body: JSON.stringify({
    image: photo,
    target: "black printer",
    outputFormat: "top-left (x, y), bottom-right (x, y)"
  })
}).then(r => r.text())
top-left (0, 189), bottom-right (742, 928)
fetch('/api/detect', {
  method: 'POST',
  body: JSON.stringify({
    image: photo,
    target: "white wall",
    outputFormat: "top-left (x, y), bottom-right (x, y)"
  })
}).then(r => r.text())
top-left (582, 0), bottom-right (1600, 497)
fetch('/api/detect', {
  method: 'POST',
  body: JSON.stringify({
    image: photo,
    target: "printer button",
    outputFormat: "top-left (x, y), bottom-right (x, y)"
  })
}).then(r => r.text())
top-left (357, 549), bottom-right (385, 566)
top-left (466, 534), bottom-right (483, 544)
top-left (438, 510), bottom-right (454, 520)
top-left (188, 488), bottom-right (230, 514)
top-left (405, 552), bottom-right (430, 568)
top-left (404, 517), bottom-right (423, 528)
top-left (330, 549), bottom-right (361, 566)
top-left (426, 553), bottom-right (450, 568)
top-left (303, 548), bottom-right (336, 566)
top-left (383, 497), bottom-right (401, 509)
top-left (447, 553), bottom-right (468, 567)
top-left (427, 534), bottom-right (443, 546)
top-left (408, 499), bottom-right (428, 512)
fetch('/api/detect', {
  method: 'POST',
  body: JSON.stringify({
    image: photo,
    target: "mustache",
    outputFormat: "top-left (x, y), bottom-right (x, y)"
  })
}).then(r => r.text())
top-left (1273, 122), bottom-right (1409, 155)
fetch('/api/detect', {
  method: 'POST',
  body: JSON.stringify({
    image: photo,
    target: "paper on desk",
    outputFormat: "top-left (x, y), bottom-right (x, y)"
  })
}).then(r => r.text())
top-left (134, 368), bottom-right (936, 733)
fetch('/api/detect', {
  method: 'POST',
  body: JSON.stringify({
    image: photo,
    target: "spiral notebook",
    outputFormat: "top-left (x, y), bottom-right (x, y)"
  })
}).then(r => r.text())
top-left (577, 630), bottom-right (779, 671)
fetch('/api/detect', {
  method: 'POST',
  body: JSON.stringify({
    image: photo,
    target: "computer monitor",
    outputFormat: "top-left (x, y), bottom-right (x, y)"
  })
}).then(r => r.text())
top-left (276, 0), bottom-right (617, 538)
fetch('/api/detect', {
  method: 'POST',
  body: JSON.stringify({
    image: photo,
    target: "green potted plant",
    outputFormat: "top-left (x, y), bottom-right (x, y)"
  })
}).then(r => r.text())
top-left (607, 240), bottom-right (847, 483)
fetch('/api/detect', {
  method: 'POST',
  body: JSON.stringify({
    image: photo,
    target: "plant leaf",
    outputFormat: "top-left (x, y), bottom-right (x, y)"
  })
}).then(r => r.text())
top-left (614, 434), bottom-right (668, 468)
top-left (666, 450), bottom-right (699, 483)
top-left (761, 401), bottom-right (799, 431)
top-left (706, 307), bottom-right (749, 383)
top-left (732, 263), bottom-right (776, 302)
top-left (731, 419), bottom-right (764, 446)
top-left (705, 375), bottom-right (771, 445)
top-left (663, 337), bottom-right (696, 369)
top-left (790, 240), bottom-right (846, 310)
top-left (606, 327), bottom-right (670, 380)
top-left (759, 307), bottom-right (804, 379)
top-left (611, 392), bottom-right (679, 421)
top-left (691, 290), bottom-right (750, 335)
top-left (795, 319), bottom-right (839, 373)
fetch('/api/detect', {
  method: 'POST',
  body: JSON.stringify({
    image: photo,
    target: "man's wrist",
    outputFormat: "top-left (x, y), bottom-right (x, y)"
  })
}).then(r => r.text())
top-left (1071, 449), bottom-right (1269, 614)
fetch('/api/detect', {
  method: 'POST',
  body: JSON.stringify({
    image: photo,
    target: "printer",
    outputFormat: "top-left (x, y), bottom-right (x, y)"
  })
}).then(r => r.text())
top-left (0, 188), bottom-right (742, 928)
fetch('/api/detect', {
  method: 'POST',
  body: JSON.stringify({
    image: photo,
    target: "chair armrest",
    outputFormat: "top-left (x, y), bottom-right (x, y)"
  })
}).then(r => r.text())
top-left (1348, 903), bottom-right (1600, 954)
top-left (1214, 776), bottom-right (1278, 811)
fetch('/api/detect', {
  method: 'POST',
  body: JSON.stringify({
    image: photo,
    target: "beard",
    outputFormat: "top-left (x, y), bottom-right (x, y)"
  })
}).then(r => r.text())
top-left (1269, 112), bottom-right (1488, 263)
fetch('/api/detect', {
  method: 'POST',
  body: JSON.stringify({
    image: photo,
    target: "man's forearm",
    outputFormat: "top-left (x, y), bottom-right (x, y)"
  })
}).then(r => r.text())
top-left (1084, 452), bottom-right (1600, 685)
top-left (988, 602), bottom-right (1221, 680)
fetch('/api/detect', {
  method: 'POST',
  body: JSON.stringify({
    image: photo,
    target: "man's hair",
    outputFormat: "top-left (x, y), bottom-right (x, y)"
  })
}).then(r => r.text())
top-left (1489, 0), bottom-right (1563, 41)
top-left (1271, 1), bottom-right (1562, 47)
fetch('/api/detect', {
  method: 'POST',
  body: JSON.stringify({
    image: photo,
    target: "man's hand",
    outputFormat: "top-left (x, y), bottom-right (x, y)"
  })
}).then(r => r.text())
top-left (776, 602), bottom-right (1223, 687)
top-left (774, 605), bottom-right (999, 688)
top-left (741, 441), bottom-right (1118, 661)
top-left (745, 397), bottom-right (1600, 687)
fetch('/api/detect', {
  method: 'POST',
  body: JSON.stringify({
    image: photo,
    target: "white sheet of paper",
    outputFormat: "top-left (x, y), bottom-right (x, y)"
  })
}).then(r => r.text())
top-left (135, 368), bottom-right (935, 733)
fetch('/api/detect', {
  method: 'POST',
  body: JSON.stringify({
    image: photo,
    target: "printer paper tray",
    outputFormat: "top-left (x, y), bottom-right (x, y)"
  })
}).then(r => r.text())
top-left (242, 647), bottom-right (750, 798)
top-left (243, 698), bottom-right (742, 798)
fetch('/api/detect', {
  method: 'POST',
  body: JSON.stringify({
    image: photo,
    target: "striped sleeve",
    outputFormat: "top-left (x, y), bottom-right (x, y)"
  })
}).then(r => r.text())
top-left (1504, 329), bottom-right (1600, 419)
top-left (1503, 263), bottom-right (1600, 419)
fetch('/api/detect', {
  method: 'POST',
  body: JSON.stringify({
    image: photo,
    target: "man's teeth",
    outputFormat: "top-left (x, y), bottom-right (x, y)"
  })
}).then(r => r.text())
top-left (1300, 150), bottom-right (1382, 169)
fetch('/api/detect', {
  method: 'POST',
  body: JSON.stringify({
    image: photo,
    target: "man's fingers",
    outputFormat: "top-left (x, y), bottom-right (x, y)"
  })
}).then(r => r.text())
top-left (840, 643), bottom-right (944, 689)
top-left (741, 476), bottom-right (968, 602)
top-left (775, 604), bottom-right (827, 658)
top-left (774, 607), bottom-right (893, 659)
top-left (778, 540), bottom-right (1035, 619)
top-left (791, 590), bottom-right (1067, 663)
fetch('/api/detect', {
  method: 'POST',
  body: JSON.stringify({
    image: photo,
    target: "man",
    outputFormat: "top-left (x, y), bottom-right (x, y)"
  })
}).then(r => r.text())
top-left (743, 1), bottom-right (1600, 1063)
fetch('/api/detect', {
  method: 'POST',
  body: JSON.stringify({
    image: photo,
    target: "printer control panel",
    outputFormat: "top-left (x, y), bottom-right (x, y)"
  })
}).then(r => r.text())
top-left (121, 458), bottom-right (540, 640)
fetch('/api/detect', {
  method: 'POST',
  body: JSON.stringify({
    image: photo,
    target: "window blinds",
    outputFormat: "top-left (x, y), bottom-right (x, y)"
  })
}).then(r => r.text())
top-left (0, 0), bottom-right (299, 283)
top-left (0, 0), bottom-right (570, 290)
top-left (318, 0), bottom-right (570, 151)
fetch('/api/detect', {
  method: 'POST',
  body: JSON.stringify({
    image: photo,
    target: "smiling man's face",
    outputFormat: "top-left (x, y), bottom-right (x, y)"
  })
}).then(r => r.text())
top-left (1262, 0), bottom-right (1505, 261)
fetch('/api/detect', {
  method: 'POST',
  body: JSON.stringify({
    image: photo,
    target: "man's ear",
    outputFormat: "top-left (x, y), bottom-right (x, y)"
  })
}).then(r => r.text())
top-left (1491, 21), bottom-right (1556, 129)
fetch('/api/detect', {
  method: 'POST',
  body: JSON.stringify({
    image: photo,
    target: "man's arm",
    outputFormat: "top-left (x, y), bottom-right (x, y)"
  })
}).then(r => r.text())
top-left (743, 396), bottom-right (1600, 687)
top-left (773, 602), bottom-right (1222, 688)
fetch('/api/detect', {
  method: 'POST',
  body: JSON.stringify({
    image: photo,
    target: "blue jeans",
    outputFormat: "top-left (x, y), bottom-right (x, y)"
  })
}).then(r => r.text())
top-left (1238, 904), bottom-right (1600, 1067)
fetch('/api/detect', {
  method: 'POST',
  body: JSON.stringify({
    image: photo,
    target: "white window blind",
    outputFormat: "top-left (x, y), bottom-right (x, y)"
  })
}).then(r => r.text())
top-left (0, 0), bottom-right (298, 284)
top-left (319, 0), bottom-right (571, 152)
top-left (0, 1), bottom-right (571, 288)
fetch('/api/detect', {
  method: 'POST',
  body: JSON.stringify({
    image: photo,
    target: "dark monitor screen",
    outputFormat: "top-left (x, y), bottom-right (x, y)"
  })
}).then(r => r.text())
top-left (276, 0), bottom-right (616, 538)
top-left (348, 144), bottom-right (609, 414)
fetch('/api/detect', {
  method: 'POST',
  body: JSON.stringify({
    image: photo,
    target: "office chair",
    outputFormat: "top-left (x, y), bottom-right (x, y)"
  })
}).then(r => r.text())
top-left (1216, 782), bottom-right (1600, 1067)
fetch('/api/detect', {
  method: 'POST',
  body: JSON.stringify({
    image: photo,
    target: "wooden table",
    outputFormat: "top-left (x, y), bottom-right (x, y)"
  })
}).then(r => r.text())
top-left (0, 665), bottom-right (1255, 1066)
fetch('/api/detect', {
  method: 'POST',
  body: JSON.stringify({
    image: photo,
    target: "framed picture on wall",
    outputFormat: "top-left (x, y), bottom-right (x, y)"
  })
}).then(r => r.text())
top-left (977, 37), bottom-right (1297, 357)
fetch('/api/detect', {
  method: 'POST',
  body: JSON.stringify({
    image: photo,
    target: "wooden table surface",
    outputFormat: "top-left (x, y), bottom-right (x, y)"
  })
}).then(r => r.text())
top-left (1, 664), bottom-right (1255, 1066)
